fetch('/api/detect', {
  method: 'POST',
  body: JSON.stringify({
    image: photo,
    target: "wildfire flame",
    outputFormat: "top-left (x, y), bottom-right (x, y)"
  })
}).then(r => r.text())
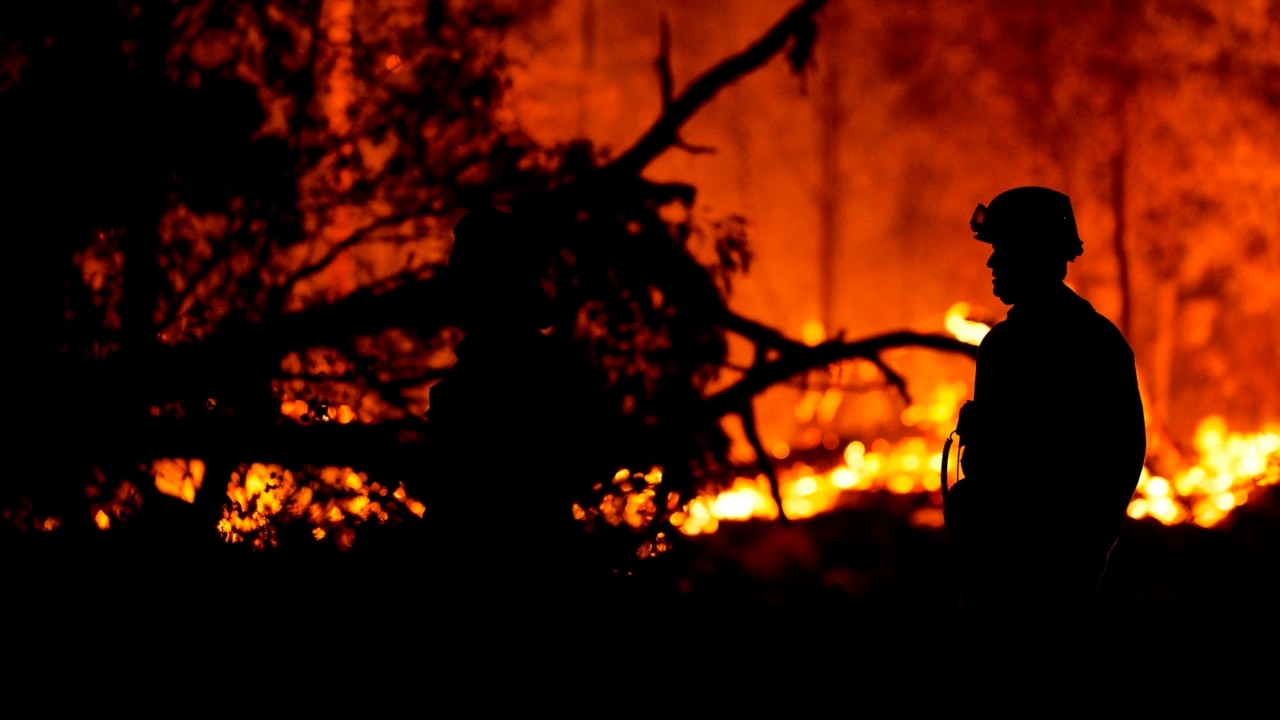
top-left (598, 303), bottom-right (1280, 542)
top-left (280, 398), bottom-right (359, 424)
top-left (87, 467), bottom-right (143, 531)
top-left (1128, 417), bottom-right (1280, 528)
top-left (153, 458), bottom-right (205, 504)
top-left (216, 462), bottom-right (424, 551)
top-left (672, 435), bottom-right (951, 536)
top-left (74, 456), bottom-right (427, 551)
top-left (34, 299), bottom-right (1280, 547)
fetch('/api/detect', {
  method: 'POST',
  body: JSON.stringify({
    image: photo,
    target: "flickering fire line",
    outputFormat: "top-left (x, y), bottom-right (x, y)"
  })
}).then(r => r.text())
top-left (600, 304), bottom-right (1280, 541)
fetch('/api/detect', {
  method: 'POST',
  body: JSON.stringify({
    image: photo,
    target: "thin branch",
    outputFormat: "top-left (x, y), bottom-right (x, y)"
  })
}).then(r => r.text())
top-left (719, 306), bottom-right (808, 352)
top-left (705, 331), bottom-right (978, 417)
top-left (280, 209), bottom-right (422, 298)
top-left (606, 0), bottom-right (828, 177)
top-left (740, 401), bottom-right (789, 523)
top-left (717, 303), bottom-right (917, 401)
top-left (718, 361), bottom-right (899, 394)
top-left (275, 138), bottom-right (500, 305)
top-left (865, 355), bottom-right (909, 401)
top-left (163, 243), bottom-right (233, 331)
top-left (359, 263), bottom-right (440, 296)
top-left (673, 138), bottom-right (716, 155)
top-left (657, 13), bottom-right (674, 109)
top-left (152, 272), bottom-right (453, 399)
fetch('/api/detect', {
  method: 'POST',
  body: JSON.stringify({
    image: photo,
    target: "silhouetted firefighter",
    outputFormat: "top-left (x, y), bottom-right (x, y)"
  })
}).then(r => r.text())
top-left (943, 186), bottom-right (1146, 610)
top-left (422, 209), bottom-right (611, 612)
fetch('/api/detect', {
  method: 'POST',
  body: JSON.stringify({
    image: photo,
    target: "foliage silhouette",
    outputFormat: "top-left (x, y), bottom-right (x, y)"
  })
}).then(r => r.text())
top-left (0, 0), bottom-right (975, 573)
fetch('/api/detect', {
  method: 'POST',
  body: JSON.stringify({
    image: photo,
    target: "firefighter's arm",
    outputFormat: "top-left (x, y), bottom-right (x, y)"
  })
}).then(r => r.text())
top-left (956, 399), bottom-right (988, 479)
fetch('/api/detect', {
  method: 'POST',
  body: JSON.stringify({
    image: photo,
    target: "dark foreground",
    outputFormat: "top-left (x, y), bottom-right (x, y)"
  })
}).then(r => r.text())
top-left (7, 488), bottom-right (1279, 654)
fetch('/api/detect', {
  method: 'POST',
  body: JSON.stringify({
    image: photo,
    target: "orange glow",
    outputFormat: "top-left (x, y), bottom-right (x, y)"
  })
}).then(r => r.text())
top-left (218, 463), bottom-right (422, 550)
top-left (16, 3), bottom-right (1278, 563)
top-left (647, 409), bottom-right (1277, 537)
top-left (281, 399), bottom-right (303, 418)
top-left (85, 468), bottom-right (142, 531)
top-left (1128, 417), bottom-right (1280, 528)
top-left (597, 304), bottom-right (1280, 539)
top-left (945, 303), bottom-right (991, 346)
top-left (794, 475), bottom-right (818, 496)
top-left (654, 406), bottom-right (1276, 536)
top-left (663, 432), bottom-right (952, 533)
top-left (801, 319), bottom-right (825, 347)
top-left (153, 458), bottom-right (205, 504)
top-left (910, 507), bottom-right (945, 529)
top-left (279, 397), bottom-right (364, 425)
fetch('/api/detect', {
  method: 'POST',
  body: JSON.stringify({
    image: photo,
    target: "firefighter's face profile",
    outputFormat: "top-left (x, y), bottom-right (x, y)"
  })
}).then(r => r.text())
top-left (986, 241), bottom-right (1057, 305)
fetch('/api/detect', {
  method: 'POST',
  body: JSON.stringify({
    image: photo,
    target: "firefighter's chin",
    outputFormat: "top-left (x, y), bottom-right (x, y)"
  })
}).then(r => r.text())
top-left (991, 278), bottom-right (1016, 306)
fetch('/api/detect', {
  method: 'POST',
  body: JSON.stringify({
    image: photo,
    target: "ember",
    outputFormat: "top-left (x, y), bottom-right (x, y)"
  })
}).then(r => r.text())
top-left (87, 468), bottom-right (144, 532)
top-left (216, 463), bottom-right (424, 551)
top-left (152, 458), bottom-right (205, 504)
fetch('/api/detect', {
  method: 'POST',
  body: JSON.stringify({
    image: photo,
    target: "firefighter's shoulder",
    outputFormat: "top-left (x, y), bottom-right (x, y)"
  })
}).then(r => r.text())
top-left (1080, 307), bottom-right (1135, 358)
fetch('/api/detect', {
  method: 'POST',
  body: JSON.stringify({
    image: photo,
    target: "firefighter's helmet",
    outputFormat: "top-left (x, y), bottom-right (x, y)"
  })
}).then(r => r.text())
top-left (970, 186), bottom-right (1083, 261)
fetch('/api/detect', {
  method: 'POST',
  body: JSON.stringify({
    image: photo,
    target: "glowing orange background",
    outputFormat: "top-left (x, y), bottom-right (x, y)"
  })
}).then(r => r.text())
top-left (504, 0), bottom-right (1280, 452)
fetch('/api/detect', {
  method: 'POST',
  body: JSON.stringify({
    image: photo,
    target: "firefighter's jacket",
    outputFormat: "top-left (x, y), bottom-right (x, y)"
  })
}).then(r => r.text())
top-left (956, 282), bottom-right (1146, 604)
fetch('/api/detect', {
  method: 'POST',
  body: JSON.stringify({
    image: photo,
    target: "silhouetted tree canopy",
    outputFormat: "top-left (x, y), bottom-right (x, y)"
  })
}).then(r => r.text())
top-left (0, 0), bottom-right (974, 568)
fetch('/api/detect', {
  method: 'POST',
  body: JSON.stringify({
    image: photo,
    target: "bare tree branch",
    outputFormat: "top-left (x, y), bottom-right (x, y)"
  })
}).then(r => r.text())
top-left (864, 355), bottom-right (910, 401)
top-left (606, 0), bottom-right (828, 177)
top-left (705, 331), bottom-right (978, 417)
top-left (740, 401), bottom-right (789, 523)
top-left (163, 242), bottom-right (232, 331)
top-left (712, 295), bottom-right (952, 408)
top-left (673, 138), bottom-right (716, 155)
top-left (657, 13), bottom-right (674, 109)
top-left (719, 306), bottom-right (808, 352)
top-left (278, 209), bottom-right (423, 300)
top-left (359, 263), bottom-right (439, 296)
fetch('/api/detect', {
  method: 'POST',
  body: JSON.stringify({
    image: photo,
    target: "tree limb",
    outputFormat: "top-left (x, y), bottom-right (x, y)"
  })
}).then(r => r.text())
top-left (281, 208), bottom-right (423, 298)
top-left (740, 400), bottom-right (789, 523)
top-left (673, 138), bottom-right (716, 155)
top-left (657, 13), bottom-right (674, 109)
top-left (705, 331), bottom-right (978, 417)
top-left (605, 0), bottom-right (828, 177)
top-left (864, 355), bottom-right (909, 401)
top-left (718, 306), bottom-right (808, 352)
